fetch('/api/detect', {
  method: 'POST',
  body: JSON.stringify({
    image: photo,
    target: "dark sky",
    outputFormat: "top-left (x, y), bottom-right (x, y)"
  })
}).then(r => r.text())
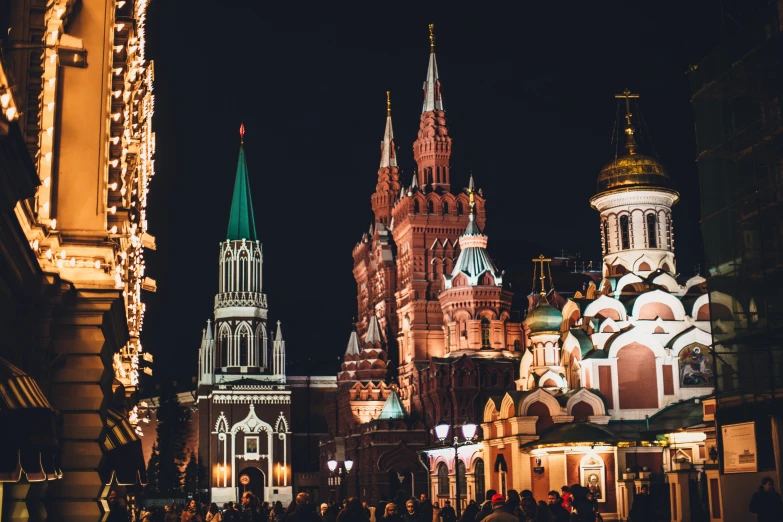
top-left (140, 3), bottom-right (753, 391)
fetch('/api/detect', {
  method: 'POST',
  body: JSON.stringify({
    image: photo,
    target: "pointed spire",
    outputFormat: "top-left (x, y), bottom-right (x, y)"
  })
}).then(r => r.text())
top-left (410, 170), bottom-right (419, 191)
top-left (365, 314), bottom-right (383, 345)
top-left (463, 173), bottom-right (481, 236)
top-left (345, 321), bottom-right (360, 357)
top-left (205, 319), bottom-right (213, 341)
top-left (422, 24), bottom-right (444, 113)
top-left (227, 123), bottom-right (258, 241)
top-left (377, 387), bottom-right (406, 420)
top-left (380, 91), bottom-right (398, 169)
top-left (615, 89), bottom-right (640, 156)
top-left (275, 320), bottom-right (283, 341)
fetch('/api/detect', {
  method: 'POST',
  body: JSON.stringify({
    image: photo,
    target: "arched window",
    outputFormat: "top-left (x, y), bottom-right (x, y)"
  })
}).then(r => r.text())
top-left (503, 373), bottom-right (511, 387)
top-left (457, 202), bottom-right (464, 215)
top-left (443, 201), bottom-right (449, 214)
top-left (666, 214), bottom-right (673, 248)
top-left (491, 373), bottom-right (498, 387)
top-left (437, 463), bottom-right (449, 496)
top-left (619, 215), bottom-right (630, 250)
top-left (413, 201), bottom-right (420, 213)
top-left (647, 213), bottom-right (658, 248)
top-left (238, 324), bottom-right (251, 366)
top-left (427, 200), bottom-right (434, 214)
top-left (457, 461), bottom-right (466, 497)
top-left (481, 317), bottom-right (491, 348)
top-left (219, 325), bottom-right (230, 367)
top-left (474, 459), bottom-right (485, 502)
top-left (602, 220), bottom-right (609, 254)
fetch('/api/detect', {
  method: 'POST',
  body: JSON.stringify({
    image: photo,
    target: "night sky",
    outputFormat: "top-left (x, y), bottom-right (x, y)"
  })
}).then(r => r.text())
top-left (140, 3), bottom-right (750, 391)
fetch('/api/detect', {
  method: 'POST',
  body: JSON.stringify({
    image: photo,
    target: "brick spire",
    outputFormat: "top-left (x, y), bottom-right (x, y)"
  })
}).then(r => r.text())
top-left (414, 25), bottom-right (452, 193)
top-left (371, 92), bottom-right (401, 226)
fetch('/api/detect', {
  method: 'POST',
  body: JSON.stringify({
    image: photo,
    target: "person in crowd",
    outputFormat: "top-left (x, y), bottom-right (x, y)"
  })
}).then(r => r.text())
top-left (459, 500), bottom-right (478, 522)
top-left (585, 492), bottom-right (602, 522)
top-left (417, 494), bottom-right (432, 522)
top-left (382, 502), bottom-right (403, 522)
top-left (439, 500), bottom-right (456, 522)
top-left (559, 487), bottom-right (572, 511)
top-left (519, 495), bottom-right (538, 522)
top-left (320, 503), bottom-right (336, 522)
top-left (362, 502), bottom-right (372, 521)
top-left (287, 493), bottom-right (324, 522)
top-left (431, 502), bottom-right (441, 522)
top-left (106, 491), bottom-right (130, 522)
top-left (480, 494), bottom-right (517, 522)
top-left (569, 485), bottom-right (596, 522)
top-left (222, 503), bottom-right (240, 522)
top-left (504, 490), bottom-right (520, 516)
top-left (402, 500), bottom-right (419, 522)
top-left (750, 477), bottom-right (783, 522)
top-left (337, 498), bottom-right (369, 522)
top-left (546, 491), bottom-right (569, 522)
top-left (181, 499), bottom-right (199, 522)
top-left (629, 484), bottom-right (652, 522)
top-left (534, 502), bottom-right (550, 522)
top-left (165, 504), bottom-right (181, 522)
top-left (376, 497), bottom-right (389, 522)
top-left (478, 490), bottom-right (496, 522)
top-left (205, 503), bottom-right (222, 522)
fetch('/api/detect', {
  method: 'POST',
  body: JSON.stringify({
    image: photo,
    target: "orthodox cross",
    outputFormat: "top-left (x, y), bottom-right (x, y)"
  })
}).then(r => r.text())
top-left (615, 89), bottom-right (639, 154)
top-left (532, 254), bottom-right (552, 297)
top-left (429, 24), bottom-right (435, 50)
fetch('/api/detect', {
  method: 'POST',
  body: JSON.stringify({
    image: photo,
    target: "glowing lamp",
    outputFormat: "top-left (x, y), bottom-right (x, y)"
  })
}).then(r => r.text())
top-left (344, 459), bottom-right (354, 472)
top-left (327, 459), bottom-right (337, 472)
top-left (461, 423), bottom-right (478, 441)
top-left (434, 420), bottom-right (450, 442)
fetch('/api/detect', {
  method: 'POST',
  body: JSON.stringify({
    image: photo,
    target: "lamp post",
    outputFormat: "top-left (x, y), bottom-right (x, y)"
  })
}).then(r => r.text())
top-left (327, 458), bottom-right (354, 502)
top-left (435, 420), bottom-right (478, 520)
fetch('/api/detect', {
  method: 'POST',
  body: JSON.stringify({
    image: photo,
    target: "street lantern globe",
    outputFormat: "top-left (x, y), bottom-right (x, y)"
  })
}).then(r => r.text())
top-left (344, 459), bottom-right (354, 472)
top-left (327, 459), bottom-right (338, 472)
top-left (461, 422), bottom-right (478, 441)
top-left (435, 420), bottom-right (450, 441)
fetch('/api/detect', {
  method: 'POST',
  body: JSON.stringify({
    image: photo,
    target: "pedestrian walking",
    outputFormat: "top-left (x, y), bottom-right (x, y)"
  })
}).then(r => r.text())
top-left (478, 494), bottom-right (517, 522)
top-left (749, 477), bottom-right (783, 522)
top-left (337, 498), bottom-right (369, 522)
top-left (439, 501), bottom-right (456, 522)
top-left (546, 491), bottom-right (569, 522)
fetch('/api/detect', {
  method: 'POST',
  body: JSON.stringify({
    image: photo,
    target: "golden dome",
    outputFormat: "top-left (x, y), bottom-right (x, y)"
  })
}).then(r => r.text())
top-left (596, 153), bottom-right (670, 193)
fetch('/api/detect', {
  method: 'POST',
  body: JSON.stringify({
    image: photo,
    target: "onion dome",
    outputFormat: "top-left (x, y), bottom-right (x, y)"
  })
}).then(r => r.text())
top-left (597, 154), bottom-right (671, 193)
top-left (525, 299), bottom-right (563, 335)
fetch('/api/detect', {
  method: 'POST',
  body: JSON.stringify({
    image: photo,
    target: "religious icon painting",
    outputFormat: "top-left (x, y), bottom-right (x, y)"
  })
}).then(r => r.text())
top-left (245, 436), bottom-right (259, 458)
top-left (679, 343), bottom-right (713, 387)
top-left (579, 454), bottom-right (605, 502)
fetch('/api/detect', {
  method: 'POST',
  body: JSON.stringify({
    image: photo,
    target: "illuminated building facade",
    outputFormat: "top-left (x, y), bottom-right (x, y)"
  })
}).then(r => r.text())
top-left (196, 132), bottom-right (293, 505)
top-left (1, 0), bottom-right (155, 519)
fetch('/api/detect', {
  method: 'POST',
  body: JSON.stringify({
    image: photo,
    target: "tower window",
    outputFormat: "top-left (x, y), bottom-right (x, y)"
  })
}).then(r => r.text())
top-left (413, 201), bottom-right (420, 213)
top-left (620, 215), bottom-right (630, 250)
top-left (481, 317), bottom-right (491, 348)
top-left (647, 213), bottom-right (658, 248)
top-left (427, 200), bottom-right (434, 214)
top-left (457, 202), bottom-right (464, 215)
top-left (443, 201), bottom-right (449, 214)
top-left (602, 220), bottom-right (609, 254)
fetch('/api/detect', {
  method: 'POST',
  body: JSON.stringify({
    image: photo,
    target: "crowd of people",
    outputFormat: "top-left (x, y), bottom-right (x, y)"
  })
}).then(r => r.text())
top-left (106, 475), bottom-right (782, 522)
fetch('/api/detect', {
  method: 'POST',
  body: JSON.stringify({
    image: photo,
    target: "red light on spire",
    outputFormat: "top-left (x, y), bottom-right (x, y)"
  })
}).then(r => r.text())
top-left (239, 123), bottom-right (245, 144)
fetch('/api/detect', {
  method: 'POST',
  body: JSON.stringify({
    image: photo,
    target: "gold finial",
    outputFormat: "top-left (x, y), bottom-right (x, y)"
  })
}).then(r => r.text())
top-left (239, 122), bottom-right (245, 146)
top-left (615, 88), bottom-right (639, 155)
top-left (428, 24), bottom-right (435, 51)
top-left (467, 172), bottom-right (476, 215)
top-left (386, 91), bottom-right (391, 117)
top-left (532, 254), bottom-right (552, 297)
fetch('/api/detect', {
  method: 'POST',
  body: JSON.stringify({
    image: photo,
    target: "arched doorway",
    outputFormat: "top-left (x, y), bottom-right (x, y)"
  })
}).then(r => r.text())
top-left (238, 466), bottom-right (265, 501)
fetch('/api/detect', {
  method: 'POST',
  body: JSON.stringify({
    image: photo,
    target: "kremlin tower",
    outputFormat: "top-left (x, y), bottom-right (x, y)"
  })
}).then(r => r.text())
top-left (197, 127), bottom-right (293, 505)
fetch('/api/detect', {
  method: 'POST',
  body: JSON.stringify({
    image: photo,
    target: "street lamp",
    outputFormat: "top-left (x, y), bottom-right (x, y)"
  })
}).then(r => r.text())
top-left (326, 459), bottom-right (353, 501)
top-left (435, 420), bottom-right (478, 519)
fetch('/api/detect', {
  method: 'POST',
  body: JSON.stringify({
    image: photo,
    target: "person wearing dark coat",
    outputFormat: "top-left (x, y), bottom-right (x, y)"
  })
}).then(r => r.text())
top-left (337, 498), bottom-right (370, 522)
top-left (459, 502), bottom-right (479, 522)
top-left (477, 490), bottom-right (496, 522)
top-left (629, 484), bottom-right (653, 522)
top-left (418, 495), bottom-right (433, 522)
top-left (439, 501), bottom-right (456, 522)
top-left (545, 491), bottom-right (570, 522)
top-left (750, 477), bottom-right (783, 522)
top-left (381, 503), bottom-right (403, 522)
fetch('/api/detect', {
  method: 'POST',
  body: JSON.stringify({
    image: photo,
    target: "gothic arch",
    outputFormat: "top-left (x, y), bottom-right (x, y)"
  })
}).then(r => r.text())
top-left (255, 322), bottom-right (268, 368)
top-left (274, 412), bottom-right (290, 433)
top-left (235, 321), bottom-right (253, 366)
top-left (566, 389), bottom-right (606, 417)
top-left (218, 323), bottom-right (232, 367)
top-left (520, 388), bottom-right (560, 417)
top-left (483, 399), bottom-right (499, 423)
top-left (500, 393), bottom-right (515, 419)
top-left (632, 290), bottom-right (686, 320)
top-left (213, 412), bottom-right (229, 433)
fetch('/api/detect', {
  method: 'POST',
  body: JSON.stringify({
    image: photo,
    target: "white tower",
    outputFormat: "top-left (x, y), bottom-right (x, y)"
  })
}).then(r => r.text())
top-left (590, 89), bottom-right (680, 280)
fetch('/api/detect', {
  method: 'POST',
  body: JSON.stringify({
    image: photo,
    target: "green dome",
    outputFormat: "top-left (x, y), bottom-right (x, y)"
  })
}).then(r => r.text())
top-left (525, 300), bottom-right (563, 335)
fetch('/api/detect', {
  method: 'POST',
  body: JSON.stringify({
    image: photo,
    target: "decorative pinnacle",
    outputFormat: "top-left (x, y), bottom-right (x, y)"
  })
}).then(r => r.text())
top-left (467, 172), bottom-right (476, 216)
top-left (615, 88), bottom-right (639, 155)
top-left (429, 24), bottom-right (435, 51)
top-left (532, 254), bottom-right (552, 297)
top-left (239, 123), bottom-right (245, 146)
top-left (386, 91), bottom-right (391, 117)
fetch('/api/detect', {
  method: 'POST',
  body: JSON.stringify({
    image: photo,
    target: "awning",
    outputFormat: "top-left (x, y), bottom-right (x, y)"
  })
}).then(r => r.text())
top-left (0, 357), bottom-right (62, 482)
top-left (99, 407), bottom-right (148, 486)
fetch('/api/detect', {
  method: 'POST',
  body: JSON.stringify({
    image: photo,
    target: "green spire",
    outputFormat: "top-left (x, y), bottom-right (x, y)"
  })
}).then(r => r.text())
top-left (226, 124), bottom-right (257, 241)
top-left (377, 388), bottom-right (406, 420)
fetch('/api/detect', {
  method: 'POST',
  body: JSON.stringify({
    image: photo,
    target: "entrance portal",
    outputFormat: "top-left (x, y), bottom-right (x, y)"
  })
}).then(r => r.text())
top-left (238, 466), bottom-right (266, 501)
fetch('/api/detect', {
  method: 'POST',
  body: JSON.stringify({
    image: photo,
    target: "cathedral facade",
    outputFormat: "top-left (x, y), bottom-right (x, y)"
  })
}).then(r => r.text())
top-left (197, 131), bottom-right (293, 505)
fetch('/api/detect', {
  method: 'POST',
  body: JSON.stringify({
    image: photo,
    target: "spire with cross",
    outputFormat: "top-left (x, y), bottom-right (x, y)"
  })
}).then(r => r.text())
top-left (615, 88), bottom-right (639, 155)
top-left (532, 254), bottom-right (553, 298)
